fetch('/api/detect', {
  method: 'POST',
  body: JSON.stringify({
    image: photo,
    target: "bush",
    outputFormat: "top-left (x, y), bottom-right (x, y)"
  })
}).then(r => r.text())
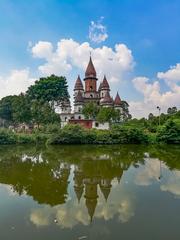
top-left (17, 134), bottom-right (35, 144)
top-left (48, 125), bottom-right (85, 144)
top-left (157, 120), bottom-right (180, 144)
top-left (0, 129), bottom-right (17, 144)
top-left (48, 124), bottom-right (149, 145)
top-left (44, 123), bottom-right (61, 134)
top-left (111, 125), bottom-right (148, 144)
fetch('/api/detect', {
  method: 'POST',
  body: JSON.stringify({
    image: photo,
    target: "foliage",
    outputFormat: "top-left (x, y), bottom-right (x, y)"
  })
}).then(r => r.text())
top-left (157, 120), bottom-right (180, 144)
top-left (27, 75), bottom-right (69, 105)
top-left (167, 106), bottom-right (177, 115)
top-left (31, 100), bottom-right (60, 126)
top-left (0, 75), bottom-right (67, 127)
top-left (0, 129), bottom-right (17, 144)
top-left (120, 101), bottom-right (132, 121)
top-left (82, 102), bottom-right (99, 119)
top-left (48, 124), bottom-right (148, 145)
top-left (96, 107), bottom-right (120, 123)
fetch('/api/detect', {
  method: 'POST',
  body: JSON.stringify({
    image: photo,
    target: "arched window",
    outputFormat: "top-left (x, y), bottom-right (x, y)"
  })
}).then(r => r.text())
top-left (90, 86), bottom-right (93, 90)
top-left (65, 117), bottom-right (67, 122)
top-left (90, 94), bottom-right (93, 98)
top-left (78, 116), bottom-right (81, 120)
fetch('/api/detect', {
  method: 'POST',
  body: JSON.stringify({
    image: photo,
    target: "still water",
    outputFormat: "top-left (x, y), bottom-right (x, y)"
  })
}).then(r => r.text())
top-left (0, 144), bottom-right (180, 240)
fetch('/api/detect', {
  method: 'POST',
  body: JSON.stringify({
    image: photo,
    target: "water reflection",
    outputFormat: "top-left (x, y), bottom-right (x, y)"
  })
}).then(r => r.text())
top-left (0, 144), bottom-right (180, 238)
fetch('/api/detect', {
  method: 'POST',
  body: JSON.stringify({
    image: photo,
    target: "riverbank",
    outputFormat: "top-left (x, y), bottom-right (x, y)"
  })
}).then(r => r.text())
top-left (0, 120), bottom-right (179, 145)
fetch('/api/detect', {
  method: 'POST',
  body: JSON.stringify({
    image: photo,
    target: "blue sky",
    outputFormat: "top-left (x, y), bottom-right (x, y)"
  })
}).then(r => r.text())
top-left (0, 0), bottom-right (180, 117)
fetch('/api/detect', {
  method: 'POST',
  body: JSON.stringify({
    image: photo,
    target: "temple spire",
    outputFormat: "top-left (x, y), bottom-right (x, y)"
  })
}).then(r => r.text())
top-left (114, 92), bottom-right (121, 105)
top-left (74, 75), bottom-right (84, 91)
top-left (85, 56), bottom-right (96, 77)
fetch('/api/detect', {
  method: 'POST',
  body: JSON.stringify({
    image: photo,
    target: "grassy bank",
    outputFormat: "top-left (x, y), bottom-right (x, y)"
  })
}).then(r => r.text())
top-left (0, 119), bottom-right (179, 145)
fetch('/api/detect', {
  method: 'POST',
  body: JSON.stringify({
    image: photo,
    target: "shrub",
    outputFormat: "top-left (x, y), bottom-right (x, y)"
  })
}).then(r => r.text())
top-left (0, 128), bottom-right (17, 144)
top-left (17, 134), bottom-right (35, 144)
top-left (157, 120), bottom-right (180, 144)
top-left (48, 124), bottom-right (85, 144)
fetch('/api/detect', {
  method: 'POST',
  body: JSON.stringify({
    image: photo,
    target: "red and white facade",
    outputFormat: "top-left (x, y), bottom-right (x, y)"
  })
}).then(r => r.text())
top-left (60, 56), bottom-right (123, 129)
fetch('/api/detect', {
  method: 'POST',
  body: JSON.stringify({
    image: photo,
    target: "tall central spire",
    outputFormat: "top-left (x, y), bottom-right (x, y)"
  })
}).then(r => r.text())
top-left (85, 56), bottom-right (96, 77)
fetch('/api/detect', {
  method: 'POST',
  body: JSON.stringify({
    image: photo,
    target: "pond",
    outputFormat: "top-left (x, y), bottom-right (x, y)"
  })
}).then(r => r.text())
top-left (0, 144), bottom-right (180, 240)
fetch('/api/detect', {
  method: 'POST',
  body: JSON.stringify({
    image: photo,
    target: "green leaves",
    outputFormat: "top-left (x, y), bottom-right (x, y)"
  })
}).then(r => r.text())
top-left (82, 102), bottom-right (99, 120)
top-left (157, 119), bottom-right (180, 143)
top-left (27, 75), bottom-right (69, 103)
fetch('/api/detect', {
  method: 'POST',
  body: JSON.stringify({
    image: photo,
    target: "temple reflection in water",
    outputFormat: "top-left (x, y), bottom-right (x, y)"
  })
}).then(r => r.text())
top-left (0, 144), bottom-right (179, 226)
top-left (73, 163), bottom-right (123, 222)
top-left (0, 145), bottom-right (126, 222)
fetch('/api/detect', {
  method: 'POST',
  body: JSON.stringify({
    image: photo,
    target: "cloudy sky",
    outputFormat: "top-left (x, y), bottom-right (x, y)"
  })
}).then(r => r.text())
top-left (0, 0), bottom-right (180, 118)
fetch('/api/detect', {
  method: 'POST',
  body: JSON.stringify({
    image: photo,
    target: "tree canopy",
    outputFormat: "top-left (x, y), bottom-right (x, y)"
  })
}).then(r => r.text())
top-left (0, 75), bottom-right (69, 126)
top-left (27, 75), bottom-right (69, 104)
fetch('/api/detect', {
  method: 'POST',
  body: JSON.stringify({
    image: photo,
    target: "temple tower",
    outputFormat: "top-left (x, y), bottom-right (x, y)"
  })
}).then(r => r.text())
top-left (99, 75), bottom-right (110, 98)
top-left (84, 56), bottom-right (99, 99)
top-left (74, 91), bottom-right (84, 120)
top-left (84, 178), bottom-right (99, 222)
top-left (114, 92), bottom-right (122, 111)
top-left (74, 75), bottom-right (84, 97)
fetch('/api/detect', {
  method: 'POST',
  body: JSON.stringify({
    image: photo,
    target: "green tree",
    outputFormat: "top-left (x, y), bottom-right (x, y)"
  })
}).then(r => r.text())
top-left (27, 75), bottom-right (69, 107)
top-left (82, 102), bottom-right (99, 119)
top-left (0, 95), bottom-right (17, 122)
top-left (12, 94), bottom-right (32, 124)
top-left (31, 100), bottom-right (60, 127)
top-left (120, 101), bottom-right (131, 121)
top-left (167, 106), bottom-right (177, 115)
top-left (148, 113), bottom-right (154, 120)
top-left (97, 107), bottom-right (115, 123)
top-left (157, 119), bottom-right (180, 143)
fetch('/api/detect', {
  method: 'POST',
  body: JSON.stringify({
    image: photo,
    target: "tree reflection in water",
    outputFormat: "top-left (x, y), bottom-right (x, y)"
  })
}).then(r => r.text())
top-left (0, 144), bottom-right (179, 227)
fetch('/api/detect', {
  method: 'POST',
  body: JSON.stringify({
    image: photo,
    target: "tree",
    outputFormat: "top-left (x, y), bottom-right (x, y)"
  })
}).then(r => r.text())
top-left (0, 94), bottom-right (32, 125)
top-left (167, 106), bottom-right (177, 115)
top-left (12, 94), bottom-right (32, 124)
top-left (157, 120), bottom-right (180, 143)
top-left (96, 107), bottom-right (116, 123)
top-left (26, 75), bottom-right (69, 107)
top-left (120, 101), bottom-right (131, 121)
top-left (148, 113), bottom-right (154, 120)
top-left (31, 100), bottom-right (60, 127)
top-left (82, 102), bottom-right (99, 119)
top-left (0, 95), bottom-right (16, 122)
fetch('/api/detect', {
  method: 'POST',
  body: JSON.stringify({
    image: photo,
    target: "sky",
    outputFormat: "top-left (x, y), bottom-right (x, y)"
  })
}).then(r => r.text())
top-left (0, 0), bottom-right (180, 118)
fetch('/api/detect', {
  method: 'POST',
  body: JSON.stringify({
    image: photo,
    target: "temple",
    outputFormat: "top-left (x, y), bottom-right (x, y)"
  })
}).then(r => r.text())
top-left (60, 56), bottom-right (125, 128)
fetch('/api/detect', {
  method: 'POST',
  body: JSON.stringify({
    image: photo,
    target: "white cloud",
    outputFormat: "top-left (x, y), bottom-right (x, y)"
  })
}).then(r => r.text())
top-left (129, 66), bottom-right (180, 118)
top-left (161, 170), bottom-right (180, 197)
top-left (32, 41), bottom-right (53, 59)
top-left (135, 158), bottom-right (164, 186)
top-left (157, 63), bottom-right (180, 84)
top-left (0, 69), bottom-right (35, 100)
top-left (31, 38), bottom-right (134, 83)
top-left (89, 17), bottom-right (108, 43)
top-left (30, 181), bottom-right (136, 228)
